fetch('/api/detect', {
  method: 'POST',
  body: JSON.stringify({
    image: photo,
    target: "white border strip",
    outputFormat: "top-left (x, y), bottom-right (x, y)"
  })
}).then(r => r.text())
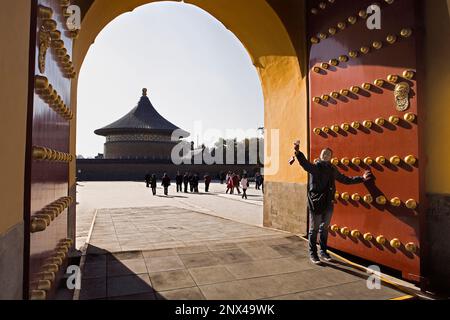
top-left (72, 209), bottom-right (98, 300)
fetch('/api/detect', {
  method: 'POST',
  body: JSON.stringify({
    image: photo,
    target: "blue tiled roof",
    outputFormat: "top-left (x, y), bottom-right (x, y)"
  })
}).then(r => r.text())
top-left (95, 91), bottom-right (189, 138)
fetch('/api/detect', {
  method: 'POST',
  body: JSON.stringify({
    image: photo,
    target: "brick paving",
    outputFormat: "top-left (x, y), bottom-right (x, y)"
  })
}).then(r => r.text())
top-left (76, 205), bottom-right (407, 300)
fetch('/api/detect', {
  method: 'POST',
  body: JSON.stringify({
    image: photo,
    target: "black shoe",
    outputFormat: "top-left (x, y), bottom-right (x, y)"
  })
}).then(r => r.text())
top-left (319, 252), bottom-right (333, 262)
top-left (310, 255), bottom-right (321, 265)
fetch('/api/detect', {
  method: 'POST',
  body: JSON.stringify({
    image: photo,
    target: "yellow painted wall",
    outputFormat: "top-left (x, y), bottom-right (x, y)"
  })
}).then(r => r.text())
top-left (0, 1), bottom-right (31, 234)
top-left (70, 0), bottom-right (309, 189)
top-left (424, 0), bottom-right (450, 194)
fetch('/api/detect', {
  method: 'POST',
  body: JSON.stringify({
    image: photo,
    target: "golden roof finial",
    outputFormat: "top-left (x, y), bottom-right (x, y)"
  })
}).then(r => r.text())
top-left (142, 88), bottom-right (147, 96)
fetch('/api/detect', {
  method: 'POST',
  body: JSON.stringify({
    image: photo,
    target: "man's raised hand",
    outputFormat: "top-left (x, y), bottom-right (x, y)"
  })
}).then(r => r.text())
top-left (363, 171), bottom-right (374, 181)
top-left (294, 140), bottom-right (301, 153)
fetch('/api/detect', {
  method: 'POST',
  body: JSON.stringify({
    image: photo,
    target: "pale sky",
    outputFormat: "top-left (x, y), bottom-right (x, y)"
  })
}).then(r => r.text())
top-left (77, 2), bottom-right (264, 158)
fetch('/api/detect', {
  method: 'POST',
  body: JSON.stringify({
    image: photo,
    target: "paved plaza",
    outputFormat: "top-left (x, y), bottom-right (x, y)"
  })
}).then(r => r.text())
top-left (75, 182), bottom-right (264, 249)
top-left (75, 182), bottom-right (411, 300)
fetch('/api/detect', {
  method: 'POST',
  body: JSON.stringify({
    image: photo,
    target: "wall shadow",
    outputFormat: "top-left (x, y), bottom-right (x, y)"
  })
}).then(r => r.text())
top-left (79, 245), bottom-right (165, 300)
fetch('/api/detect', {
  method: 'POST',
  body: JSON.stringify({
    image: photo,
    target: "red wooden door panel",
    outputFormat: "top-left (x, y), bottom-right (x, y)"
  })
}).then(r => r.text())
top-left (25, 0), bottom-right (76, 299)
top-left (308, 0), bottom-right (424, 281)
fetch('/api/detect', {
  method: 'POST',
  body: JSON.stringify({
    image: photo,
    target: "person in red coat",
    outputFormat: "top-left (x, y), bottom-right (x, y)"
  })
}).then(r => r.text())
top-left (226, 172), bottom-right (234, 194)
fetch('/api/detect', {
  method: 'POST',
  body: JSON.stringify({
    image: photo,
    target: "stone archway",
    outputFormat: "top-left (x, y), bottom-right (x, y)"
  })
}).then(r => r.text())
top-left (70, 0), bottom-right (310, 234)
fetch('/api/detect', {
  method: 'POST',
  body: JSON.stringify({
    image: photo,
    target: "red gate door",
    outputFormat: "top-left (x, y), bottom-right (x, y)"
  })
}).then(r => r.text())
top-left (25, 0), bottom-right (77, 300)
top-left (308, 0), bottom-right (424, 282)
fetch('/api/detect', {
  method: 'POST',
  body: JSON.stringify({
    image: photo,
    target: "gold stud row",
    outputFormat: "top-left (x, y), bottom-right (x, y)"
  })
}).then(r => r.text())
top-left (51, 33), bottom-right (77, 78)
top-left (313, 113), bottom-right (416, 136)
top-left (329, 225), bottom-right (418, 253)
top-left (335, 192), bottom-right (418, 210)
top-left (310, 0), bottom-right (396, 44)
top-left (31, 197), bottom-right (74, 234)
top-left (312, 71), bottom-right (415, 103)
top-left (37, 13), bottom-right (77, 78)
top-left (30, 238), bottom-right (73, 300)
top-left (38, 5), bottom-right (54, 19)
top-left (35, 76), bottom-right (73, 120)
top-left (32, 146), bottom-right (74, 163)
top-left (323, 154), bottom-right (417, 167)
top-left (37, 9), bottom-right (76, 78)
top-left (310, 0), bottom-right (335, 15)
top-left (313, 27), bottom-right (413, 71)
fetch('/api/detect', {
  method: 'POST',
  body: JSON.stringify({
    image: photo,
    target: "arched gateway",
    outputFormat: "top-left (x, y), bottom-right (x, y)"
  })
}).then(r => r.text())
top-left (1, 0), bottom-right (450, 299)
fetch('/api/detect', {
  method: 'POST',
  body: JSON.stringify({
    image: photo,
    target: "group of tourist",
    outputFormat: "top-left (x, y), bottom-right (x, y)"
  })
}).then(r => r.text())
top-left (176, 172), bottom-right (213, 193)
top-left (145, 172), bottom-right (212, 196)
top-left (145, 171), bottom-right (264, 200)
top-left (224, 171), bottom-right (263, 200)
top-left (144, 173), bottom-right (169, 196)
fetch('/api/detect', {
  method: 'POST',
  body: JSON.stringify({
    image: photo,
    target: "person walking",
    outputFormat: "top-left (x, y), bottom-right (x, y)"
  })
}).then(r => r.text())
top-left (226, 173), bottom-right (234, 194)
top-left (232, 173), bottom-right (241, 195)
top-left (150, 174), bottom-right (157, 196)
top-left (241, 174), bottom-right (249, 200)
top-left (225, 172), bottom-right (230, 188)
top-left (161, 173), bottom-right (171, 196)
top-left (193, 174), bottom-right (200, 193)
top-left (189, 173), bottom-right (195, 193)
top-left (204, 173), bottom-right (212, 193)
top-left (176, 171), bottom-right (183, 193)
top-left (183, 172), bottom-right (189, 193)
top-left (255, 172), bottom-right (261, 190)
top-left (291, 141), bottom-right (373, 265)
top-left (145, 173), bottom-right (151, 188)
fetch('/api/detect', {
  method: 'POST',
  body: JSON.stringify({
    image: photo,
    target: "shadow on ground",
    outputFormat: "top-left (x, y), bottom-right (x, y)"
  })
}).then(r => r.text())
top-left (76, 235), bottom-right (408, 300)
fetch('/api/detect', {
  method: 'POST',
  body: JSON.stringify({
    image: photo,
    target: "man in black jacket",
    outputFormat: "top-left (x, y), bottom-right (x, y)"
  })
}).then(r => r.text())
top-left (161, 173), bottom-right (171, 196)
top-left (150, 174), bottom-right (157, 196)
top-left (175, 172), bottom-right (183, 193)
top-left (193, 174), bottom-right (200, 193)
top-left (145, 173), bottom-right (151, 188)
top-left (204, 173), bottom-right (212, 193)
top-left (293, 143), bottom-right (373, 264)
top-left (183, 172), bottom-right (189, 193)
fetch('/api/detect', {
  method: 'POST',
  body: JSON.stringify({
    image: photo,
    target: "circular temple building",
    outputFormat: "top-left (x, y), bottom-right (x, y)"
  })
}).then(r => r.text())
top-left (95, 89), bottom-right (189, 160)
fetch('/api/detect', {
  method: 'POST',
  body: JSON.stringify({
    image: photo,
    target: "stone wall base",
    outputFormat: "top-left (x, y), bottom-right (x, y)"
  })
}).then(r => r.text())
top-left (0, 222), bottom-right (24, 300)
top-left (426, 193), bottom-right (450, 294)
top-left (264, 181), bottom-right (308, 235)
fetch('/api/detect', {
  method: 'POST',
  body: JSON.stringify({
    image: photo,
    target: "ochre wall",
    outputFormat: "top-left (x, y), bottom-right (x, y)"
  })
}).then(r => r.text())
top-left (0, 1), bottom-right (31, 235)
top-left (423, 0), bottom-right (450, 293)
top-left (0, 0), bottom-right (31, 299)
top-left (424, 0), bottom-right (450, 195)
top-left (264, 0), bottom-right (308, 184)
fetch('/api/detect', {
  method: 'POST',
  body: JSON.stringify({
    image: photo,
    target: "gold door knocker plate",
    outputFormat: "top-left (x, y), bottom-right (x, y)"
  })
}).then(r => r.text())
top-left (394, 82), bottom-right (411, 111)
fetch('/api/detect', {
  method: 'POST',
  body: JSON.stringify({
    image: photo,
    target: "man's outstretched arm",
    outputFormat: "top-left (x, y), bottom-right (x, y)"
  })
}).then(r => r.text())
top-left (295, 151), bottom-right (319, 175)
top-left (334, 169), bottom-right (365, 185)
